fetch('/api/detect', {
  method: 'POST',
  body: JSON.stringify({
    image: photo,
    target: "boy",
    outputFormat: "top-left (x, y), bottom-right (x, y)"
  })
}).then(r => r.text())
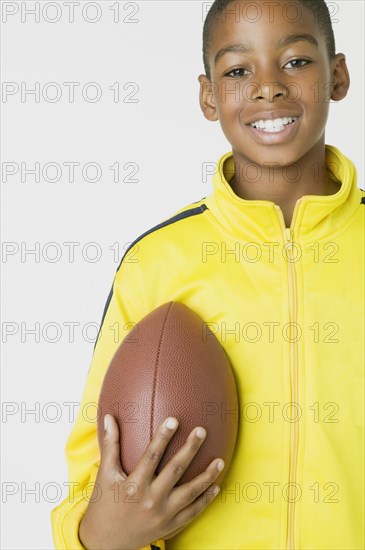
top-left (51, 0), bottom-right (365, 548)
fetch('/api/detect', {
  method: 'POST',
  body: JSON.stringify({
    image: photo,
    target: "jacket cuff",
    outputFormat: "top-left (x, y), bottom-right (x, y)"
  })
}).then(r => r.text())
top-left (51, 493), bottom-right (88, 549)
top-left (149, 541), bottom-right (165, 550)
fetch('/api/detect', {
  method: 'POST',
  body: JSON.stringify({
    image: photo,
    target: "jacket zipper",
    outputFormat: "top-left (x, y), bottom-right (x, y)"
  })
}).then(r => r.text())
top-left (274, 204), bottom-right (301, 550)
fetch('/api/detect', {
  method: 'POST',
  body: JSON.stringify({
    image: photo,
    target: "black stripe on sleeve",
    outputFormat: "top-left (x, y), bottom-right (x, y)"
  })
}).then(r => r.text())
top-left (92, 203), bottom-right (208, 352)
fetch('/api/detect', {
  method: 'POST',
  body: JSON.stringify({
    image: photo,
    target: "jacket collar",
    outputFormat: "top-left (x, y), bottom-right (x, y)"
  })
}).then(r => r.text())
top-left (205, 144), bottom-right (362, 243)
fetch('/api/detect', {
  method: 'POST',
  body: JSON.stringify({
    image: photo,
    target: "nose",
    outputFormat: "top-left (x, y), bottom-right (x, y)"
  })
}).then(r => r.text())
top-left (255, 83), bottom-right (288, 101)
top-left (249, 67), bottom-right (289, 102)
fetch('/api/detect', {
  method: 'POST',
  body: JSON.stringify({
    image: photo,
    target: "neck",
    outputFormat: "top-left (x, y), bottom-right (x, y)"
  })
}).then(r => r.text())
top-left (229, 145), bottom-right (342, 228)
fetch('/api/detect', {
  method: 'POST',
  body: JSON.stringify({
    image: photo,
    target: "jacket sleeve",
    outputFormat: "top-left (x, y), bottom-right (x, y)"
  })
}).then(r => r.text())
top-left (50, 255), bottom-right (166, 550)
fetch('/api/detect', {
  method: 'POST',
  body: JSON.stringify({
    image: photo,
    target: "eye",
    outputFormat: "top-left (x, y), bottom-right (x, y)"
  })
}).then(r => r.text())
top-left (224, 68), bottom-right (250, 78)
top-left (284, 58), bottom-right (312, 69)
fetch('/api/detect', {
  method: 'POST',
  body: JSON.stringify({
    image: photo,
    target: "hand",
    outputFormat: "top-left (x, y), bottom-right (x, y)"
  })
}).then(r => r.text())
top-left (78, 414), bottom-right (224, 550)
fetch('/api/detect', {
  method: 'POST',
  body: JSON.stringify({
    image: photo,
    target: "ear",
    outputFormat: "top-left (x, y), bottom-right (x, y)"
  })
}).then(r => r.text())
top-left (330, 53), bottom-right (350, 101)
top-left (198, 74), bottom-right (219, 122)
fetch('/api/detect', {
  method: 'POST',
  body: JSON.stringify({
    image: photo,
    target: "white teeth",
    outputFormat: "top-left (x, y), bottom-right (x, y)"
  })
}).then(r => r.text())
top-left (250, 116), bottom-right (298, 132)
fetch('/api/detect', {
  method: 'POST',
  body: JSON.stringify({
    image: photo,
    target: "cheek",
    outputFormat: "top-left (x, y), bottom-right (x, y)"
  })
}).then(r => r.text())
top-left (218, 89), bottom-right (249, 126)
top-left (215, 101), bottom-right (241, 132)
top-left (300, 67), bottom-right (333, 105)
top-left (301, 88), bottom-right (331, 129)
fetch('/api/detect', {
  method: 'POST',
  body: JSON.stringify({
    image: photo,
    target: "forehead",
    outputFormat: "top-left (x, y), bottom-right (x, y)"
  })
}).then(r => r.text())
top-left (209, 0), bottom-right (322, 55)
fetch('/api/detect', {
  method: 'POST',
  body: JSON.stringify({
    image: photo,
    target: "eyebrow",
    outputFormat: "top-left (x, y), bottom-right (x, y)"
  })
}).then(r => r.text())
top-left (214, 33), bottom-right (319, 65)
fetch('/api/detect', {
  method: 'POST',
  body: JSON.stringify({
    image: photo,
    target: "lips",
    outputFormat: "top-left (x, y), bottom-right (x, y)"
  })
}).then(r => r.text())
top-left (246, 115), bottom-right (301, 144)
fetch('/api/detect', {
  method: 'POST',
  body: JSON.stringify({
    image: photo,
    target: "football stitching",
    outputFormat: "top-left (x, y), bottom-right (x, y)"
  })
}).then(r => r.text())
top-left (150, 302), bottom-right (174, 442)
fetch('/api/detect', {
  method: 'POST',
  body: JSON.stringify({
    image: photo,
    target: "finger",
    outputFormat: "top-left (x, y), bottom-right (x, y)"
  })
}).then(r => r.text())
top-left (168, 457), bottom-right (224, 512)
top-left (153, 426), bottom-right (208, 492)
top-left (168, 480), bottom-right (221, 532)
top-left (100, 413), bottom-right (127, 478)
top-left (133, 417), bottom-right (179, 482)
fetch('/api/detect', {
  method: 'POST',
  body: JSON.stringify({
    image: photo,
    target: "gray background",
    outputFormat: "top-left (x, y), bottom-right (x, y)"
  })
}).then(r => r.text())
top-left (1, 1), bottom-right (364, 548)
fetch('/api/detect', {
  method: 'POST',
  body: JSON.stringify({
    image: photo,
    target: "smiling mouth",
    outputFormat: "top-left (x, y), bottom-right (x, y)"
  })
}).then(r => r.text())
top-left (245, 115), bottom-right (301, 144)
top-left (248, 116), bottom-right (300, 133)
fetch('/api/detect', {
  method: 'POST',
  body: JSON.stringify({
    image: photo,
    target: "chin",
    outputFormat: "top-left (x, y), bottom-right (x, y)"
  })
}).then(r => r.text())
top-left (237, 147), bottom-right (300, 168)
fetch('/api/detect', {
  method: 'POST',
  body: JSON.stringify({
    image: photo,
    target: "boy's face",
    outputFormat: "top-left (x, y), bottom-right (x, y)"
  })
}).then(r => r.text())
top-left (199, 0), bottom-right (349, 168)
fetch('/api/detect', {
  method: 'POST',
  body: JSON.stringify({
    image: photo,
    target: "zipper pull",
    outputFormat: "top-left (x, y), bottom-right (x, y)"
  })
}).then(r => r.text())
top-left (285, 228), bottom-right (292, 244)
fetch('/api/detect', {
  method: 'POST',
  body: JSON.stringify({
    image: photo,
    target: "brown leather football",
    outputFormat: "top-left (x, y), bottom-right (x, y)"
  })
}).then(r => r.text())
top-left (97, 301), bottom-right (239, 485)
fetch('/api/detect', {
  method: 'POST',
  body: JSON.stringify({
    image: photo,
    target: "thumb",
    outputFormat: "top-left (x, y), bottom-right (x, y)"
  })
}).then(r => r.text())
top-left (102, 413), bottom-right (127, 478)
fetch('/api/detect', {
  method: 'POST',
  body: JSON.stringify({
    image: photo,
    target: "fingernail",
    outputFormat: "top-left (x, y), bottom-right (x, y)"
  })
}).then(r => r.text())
top-left (216, 460), bottom-right (225, 472)
top-left (196, 427), bottom-right (206, 439)
top-left (166, 418), bottom-right (178, 430)
top-left (104, 415), bottom-right (110, 432)
top-left (212, 485), bottom-right (220, 495)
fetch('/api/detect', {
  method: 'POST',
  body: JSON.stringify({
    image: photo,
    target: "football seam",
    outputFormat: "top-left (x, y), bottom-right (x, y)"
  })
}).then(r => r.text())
top-left (150, 301), bottom-right (174, 441)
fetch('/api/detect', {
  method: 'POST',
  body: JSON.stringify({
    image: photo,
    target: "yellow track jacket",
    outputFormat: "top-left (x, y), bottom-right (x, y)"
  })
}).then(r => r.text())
top-left (51, 144), bottom-right (365, 549)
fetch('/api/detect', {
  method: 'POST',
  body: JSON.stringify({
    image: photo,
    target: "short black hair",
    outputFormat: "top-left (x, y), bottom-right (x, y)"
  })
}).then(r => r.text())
top-left (203, 0), bottom-right (336, 79)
